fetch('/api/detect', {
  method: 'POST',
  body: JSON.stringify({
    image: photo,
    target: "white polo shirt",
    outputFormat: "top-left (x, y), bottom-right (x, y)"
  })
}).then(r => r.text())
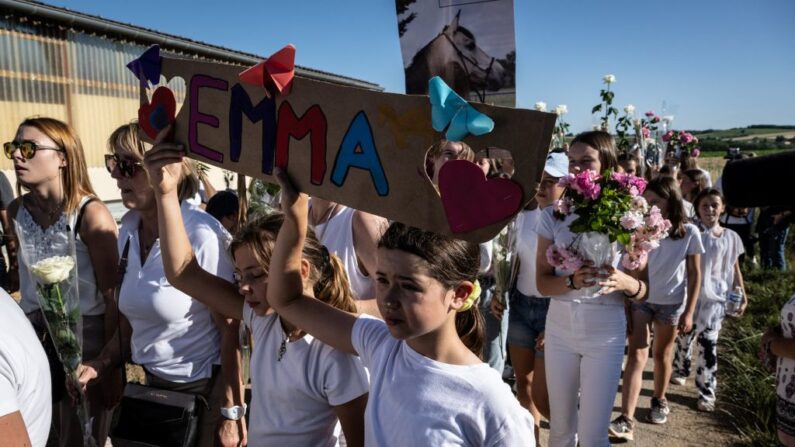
top-left (118, 202), bottom-right (234, 382)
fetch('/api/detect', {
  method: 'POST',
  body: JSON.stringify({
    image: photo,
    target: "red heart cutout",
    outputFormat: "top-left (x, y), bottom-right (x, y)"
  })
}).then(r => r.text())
top-left (139, 86), bottom-right (176, 139)
top-left (438, 160), bottom-right (523, 234)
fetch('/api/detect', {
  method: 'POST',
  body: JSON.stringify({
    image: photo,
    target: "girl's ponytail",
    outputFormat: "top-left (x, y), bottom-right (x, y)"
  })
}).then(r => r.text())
top-left (456, 305), bottom-right (485, 358)
top-left (313, 251), bottom-right (357, 314)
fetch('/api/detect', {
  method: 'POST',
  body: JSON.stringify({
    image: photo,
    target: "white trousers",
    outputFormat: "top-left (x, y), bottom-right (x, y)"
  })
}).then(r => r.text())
top-left (544, 300), bottom-right (626, 447)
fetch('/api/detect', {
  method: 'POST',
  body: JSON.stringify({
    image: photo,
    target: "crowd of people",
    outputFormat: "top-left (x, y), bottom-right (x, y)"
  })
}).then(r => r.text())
top-left (0, 116), bottom-right (792, 447)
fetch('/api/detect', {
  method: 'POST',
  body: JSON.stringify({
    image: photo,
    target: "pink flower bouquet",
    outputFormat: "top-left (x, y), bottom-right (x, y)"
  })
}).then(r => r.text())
top-left (547, 170), bottom-right (671, 277)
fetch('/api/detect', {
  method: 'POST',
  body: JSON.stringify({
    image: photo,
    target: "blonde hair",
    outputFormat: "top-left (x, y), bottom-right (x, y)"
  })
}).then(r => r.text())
top-left (17, 117), bottom-right (96, 214)
top-left (230, 213), bottom-right (358, 313)
top-left (107, 122), bottom-right (199, 201)
top-left (427, 139), bottom-right (475, 162)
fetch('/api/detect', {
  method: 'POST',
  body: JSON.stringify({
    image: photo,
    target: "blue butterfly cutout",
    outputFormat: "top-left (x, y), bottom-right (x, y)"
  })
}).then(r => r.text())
top-left (126, 45), bottom-right (162, 88)
top-left (428, 76), bottom-right (494, 142)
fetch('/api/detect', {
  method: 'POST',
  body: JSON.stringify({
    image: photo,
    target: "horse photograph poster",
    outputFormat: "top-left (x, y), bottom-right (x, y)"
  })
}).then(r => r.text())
top-left (397, 0), bottom-right (516, 107)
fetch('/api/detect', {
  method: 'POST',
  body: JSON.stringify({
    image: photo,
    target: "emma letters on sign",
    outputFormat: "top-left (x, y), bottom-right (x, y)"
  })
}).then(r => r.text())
top-left (133, 48), bottom-right (555, 243)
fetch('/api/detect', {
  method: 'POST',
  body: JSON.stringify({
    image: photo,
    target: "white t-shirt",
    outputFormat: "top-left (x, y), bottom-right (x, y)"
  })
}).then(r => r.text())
top-left (0, 291), bottom-right (51, 447)
top-left (535, 207), bottom-right (623, 306)
top-left (118, 203), bottom-right (234, 382)
top-left (647, 223), bottom-right (705, 305)
top-left (242, 304), bottom-right (369, 447)
top-left (683, 200), bottom-right (696, 222)
top-left (699, 227), bottom-right (744, 303)
top-left (515, 209), bottom-right (542, 297)
top-left (351, 316), bottom-right (535, 447)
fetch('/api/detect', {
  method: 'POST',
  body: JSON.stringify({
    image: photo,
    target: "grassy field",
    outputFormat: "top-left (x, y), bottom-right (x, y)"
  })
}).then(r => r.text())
top-left (694, 127), bottom-right (795, 140)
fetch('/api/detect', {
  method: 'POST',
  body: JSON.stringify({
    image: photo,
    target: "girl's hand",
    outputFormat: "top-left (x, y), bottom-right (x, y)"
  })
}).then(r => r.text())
top-left (76, 360), bottom-right (102, 392)
top-left (735, 298), bottom-right (748, 317)
top-left (273, 168), bottom-right (308, 222)
top-left (535, 331), bottom-right (545, 353)
top-left (678, 311), bottom-right (694, 334)
top-left (142, 126), bottom-right (185, 197)
top-left (490, 297), bottom-right (505, 320)
top-left (571, 261), bottom-right (600, 290)
top-left (596, 265), bottom-right (636, 295)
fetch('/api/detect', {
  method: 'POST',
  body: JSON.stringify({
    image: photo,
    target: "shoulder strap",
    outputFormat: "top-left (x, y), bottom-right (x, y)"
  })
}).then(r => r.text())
top-left (72, 196), bottom-right (98, 237)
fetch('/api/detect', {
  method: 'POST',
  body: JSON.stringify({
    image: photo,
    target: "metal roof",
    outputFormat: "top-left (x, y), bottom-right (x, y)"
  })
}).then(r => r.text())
top-left (0, 0), bottom-right (384, 91)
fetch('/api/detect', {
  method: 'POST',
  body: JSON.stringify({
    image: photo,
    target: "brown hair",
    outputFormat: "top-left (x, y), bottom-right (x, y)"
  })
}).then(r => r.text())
top-left (692, 188), bottom-right (725, 219)
top-left (647, 176), bottom-right (687, 239)
top-left (377, 222), bottom-right (485, 357)
top-left (681, 169), bottom-right (709, 202)
top-left (426, 139), bottom-right (475, 162)
top-left (107, 122), bottom-right (199, 201)
top-left (230, 213), bottom-right (357, 313)
top-left (17, 117), bottom-right (96, 214)
top-left (570, 131), bottom-right (619, 173)
top-left (679, 152), bottom-right (698, 171)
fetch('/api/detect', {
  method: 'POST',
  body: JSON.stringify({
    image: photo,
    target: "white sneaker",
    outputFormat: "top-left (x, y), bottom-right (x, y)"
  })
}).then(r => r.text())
top-left (670, 374), bottom-right (686, 386)
top-left (697, 399), bottom-right (715, 412)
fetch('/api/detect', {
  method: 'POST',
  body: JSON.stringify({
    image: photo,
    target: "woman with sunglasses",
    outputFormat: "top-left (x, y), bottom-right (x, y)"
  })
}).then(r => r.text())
top-left (4, 117), bottom-right (119, 446)
top-left (77, 122), bottom-right (245, 447)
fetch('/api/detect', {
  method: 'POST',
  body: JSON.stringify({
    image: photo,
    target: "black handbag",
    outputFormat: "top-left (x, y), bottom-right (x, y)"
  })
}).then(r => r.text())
top-left (110, 236), bottom-right (201, 447)
top-left (112, 383), bottom-right (200, 447)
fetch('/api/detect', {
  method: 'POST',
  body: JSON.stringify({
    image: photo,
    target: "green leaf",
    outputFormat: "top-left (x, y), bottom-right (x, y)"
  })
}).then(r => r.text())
top-left (617, 233), bottom-right (631, 246)
top-left (592, 104), bottom-right (602, 114)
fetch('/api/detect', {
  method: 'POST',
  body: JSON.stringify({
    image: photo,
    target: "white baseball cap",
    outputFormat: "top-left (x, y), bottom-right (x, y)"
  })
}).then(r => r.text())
top-left (544, 151), bottom-right (569, 178)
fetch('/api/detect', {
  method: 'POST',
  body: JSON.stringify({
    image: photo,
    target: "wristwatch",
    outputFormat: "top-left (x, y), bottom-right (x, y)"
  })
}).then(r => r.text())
top-left (221, 404), bottom-right (247, 421)
top-left (565, 275), bottom-right (577, 290)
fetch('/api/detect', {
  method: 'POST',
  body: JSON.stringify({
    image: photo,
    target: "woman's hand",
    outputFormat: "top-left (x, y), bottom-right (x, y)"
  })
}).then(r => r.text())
top-left (76, 360), bottom-right (103, 392)
top-left (273, 168), bottom-right (308, 222)
top-left (490, 297), bottom-right (505, 320)
top-left (142, 126), bottom-right (185, 197)
top-left (218, 418), bottom-right (247, 447)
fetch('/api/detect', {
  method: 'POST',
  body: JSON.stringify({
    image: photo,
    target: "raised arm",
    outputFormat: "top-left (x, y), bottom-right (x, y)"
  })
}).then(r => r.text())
top-left (268, 168), bottom-right (359, 355)
top-left (143, 130), bottom-right (243, 320)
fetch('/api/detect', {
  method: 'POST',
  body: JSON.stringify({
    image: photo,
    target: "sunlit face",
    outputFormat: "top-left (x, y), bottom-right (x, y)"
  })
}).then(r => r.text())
top-left (431, 141), bottom-right (467, 185)
top-left (619, 159), bottom-right (637, 176)
top-left (568, 142), bottom-right (601, 174)
top-left (697, 194), bottom-right (724, 227)
top-left (233, 245), bottom-right (271, 316)
top-left (110, 146), bottom-right (154, 211)
top-left (11, 126), bottom-right (65, 187)
top-left (375, 248), bottom-right (466, 340)
top-left (644, 190), bottom-right (669, 218)
top-left (535, 171), bottom-right (565, 208)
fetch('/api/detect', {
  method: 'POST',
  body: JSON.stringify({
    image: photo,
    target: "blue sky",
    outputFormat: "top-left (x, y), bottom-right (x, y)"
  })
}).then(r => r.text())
top-left (48, 0), bottom-right (795, 133)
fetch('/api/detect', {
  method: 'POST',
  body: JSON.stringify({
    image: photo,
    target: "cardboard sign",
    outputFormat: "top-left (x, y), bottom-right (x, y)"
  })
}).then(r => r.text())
top-left (138, 53), bottom-right (555, 243)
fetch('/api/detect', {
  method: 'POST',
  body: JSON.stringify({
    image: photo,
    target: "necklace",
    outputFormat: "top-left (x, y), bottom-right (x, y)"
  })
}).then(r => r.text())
top-left (277, 325), bottom-right (304, 362)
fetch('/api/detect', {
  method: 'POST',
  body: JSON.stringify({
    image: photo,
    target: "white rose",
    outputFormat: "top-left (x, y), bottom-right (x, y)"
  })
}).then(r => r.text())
top-left (534, 101), bottom-right (547, 112)
top-left (624, 104), bottom-right (635, 114)
top-left (30, 256), bottom-right (75, 284)
top-left (603, 74), bottom-right (616, 84)
top-left (555, 104), bottom-right (568, 115)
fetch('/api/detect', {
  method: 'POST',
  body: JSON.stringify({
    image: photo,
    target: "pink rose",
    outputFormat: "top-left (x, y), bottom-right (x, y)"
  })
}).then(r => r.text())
top-left (571, 170), bottom-right (602, 200)
top-left (662, 130), bottom-right (674, 142)
top-left (691, 148), bottom-right (700, 158)
top-left (642, 127), bottom-right (651, 139)
top-left (620, 211), bottom-right (644, 230)
top-left (652, 116), bottom-right (661, 123)
top-left (553, 198), bottom-right (573, 215)
top-left (645, 111), bottom-right (655, 118)
top-left (680, 131), bottom-right (694, 145)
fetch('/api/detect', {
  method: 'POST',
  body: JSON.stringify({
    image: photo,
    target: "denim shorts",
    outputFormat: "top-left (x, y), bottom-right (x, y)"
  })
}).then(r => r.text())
top-left (507, 289), bottom-right (550, 354)
top-left (631, 301), bottom-right (684, 326)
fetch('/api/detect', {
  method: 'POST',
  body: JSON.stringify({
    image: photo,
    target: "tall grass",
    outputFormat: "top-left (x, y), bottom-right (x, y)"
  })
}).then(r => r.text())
top-left (719, 267), bottom-right (795, 446)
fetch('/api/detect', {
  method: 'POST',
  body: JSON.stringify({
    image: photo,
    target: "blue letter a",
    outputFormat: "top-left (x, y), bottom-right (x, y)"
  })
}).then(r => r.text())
top-left (331, 111), bottom-right (388, 196)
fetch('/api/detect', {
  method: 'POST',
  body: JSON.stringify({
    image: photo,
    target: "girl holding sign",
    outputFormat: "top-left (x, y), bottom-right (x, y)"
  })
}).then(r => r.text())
top-left (143, 134), bottom-right (369, 447)
top-left (142, 140), bottom-right (534, 446)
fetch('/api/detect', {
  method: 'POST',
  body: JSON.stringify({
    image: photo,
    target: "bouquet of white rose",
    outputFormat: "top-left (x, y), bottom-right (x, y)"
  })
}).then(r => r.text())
top-left (16, 226), bottom-right (96, 446)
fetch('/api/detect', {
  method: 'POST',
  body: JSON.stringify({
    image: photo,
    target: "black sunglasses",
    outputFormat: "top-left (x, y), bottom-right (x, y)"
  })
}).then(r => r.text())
top-left (4, 141), bottom-right (64, 160)
top-left (105, 154), bottom-right (143, 178)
